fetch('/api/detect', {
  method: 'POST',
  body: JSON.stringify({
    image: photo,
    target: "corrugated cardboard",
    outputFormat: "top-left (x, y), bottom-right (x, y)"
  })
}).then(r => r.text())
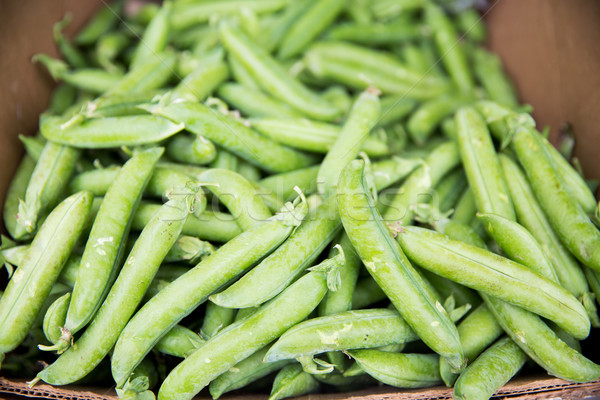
top-left (1, 0), bottom-right (599, 399)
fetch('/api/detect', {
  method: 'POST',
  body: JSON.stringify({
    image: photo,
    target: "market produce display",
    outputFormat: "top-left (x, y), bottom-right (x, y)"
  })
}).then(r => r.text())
top-left (1, 1), bottom-right (600, 400)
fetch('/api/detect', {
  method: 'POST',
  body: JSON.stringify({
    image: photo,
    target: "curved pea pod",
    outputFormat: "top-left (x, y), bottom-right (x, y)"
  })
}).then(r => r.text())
top-left (171, 58), bottom-right (229, 103)
top-left (199, 168), bottom-right (272, 230)
top-left (41, 292), bottom-right (71, 348)
top-left (277, 0), bottom-right (345, 59)
top-left (15, 142), bottom-right (80, 239)
top-left (40, 114), bottom-right (184, 149)
top-left (32, 54), bottom-right (123, 94)
top-left (477, 213), bottom-right (559, 281)
top-left (259, 165), bottom-right (319, 201)
top-left (145, 100), bottom-right (318, 173)
top-left (3, 155), bottom-right (36, 239)
top-left (169, 0), bottom-right (288, 31)
top-left (217, 83), bottom-right (302, 119)
top-left (304, 41), bottom-right (451, 99)
top-left (200, 302), bottom-right (236, 339)
top-left (157, 267), bottom-right (331, 400)
top-left (265, 309), bottom-right (418, 363)
top-left (155, 325), bottom-right (205, 358)
top-left (347, 350), bottom-right (442, 388)
top-left (166, 134), bottom-right (217, 165)
top-left (510, 123), bottom-right (600, 272)
top-left (455, 106), bottom-right (515, 220)
top-left (439, 304), bottom-right (503, 387)
top-left (35, 191), bottom-right (200, 386)
top-left (484, 294), bottom-right (600, 382)
top-left (209, 345), bottom-right (291, 399)
top-left (407, 93), bottom-right (473, 145)
top-left (0, 190), bottom-right (93, 357)
top-left (209, 196), bottom-right (340, 308)
top-left (105, 51), bottom-right (177, 96)
top-left (425, 3), bottom-right (474, 92)
top-left (249, 117), bottom-right (389, 157)
top-left (53, 14), bottom-right (87, 69)
top-left (472, 47), bottom-right (518, 109)
top-left (453, 337), bottom-right (527, 400)
top-left (63, 148), bottom-right (164, 342)
top-left (499, 154), bottom-right (589, 297)
top-left (111, 198), bottom-right (308, 389)
top-left (218, 22), bottom-right (341, 121)
top-left (382, 141), bottom-right (460, 225)
top-left (132, 203), bottom-right (242, 243)
top-left (268, 363), bottom-right (319, 400)
top-left (337, 160), bottom-right (464, 371)
top-left (396, 226), bottom-right (590, 340)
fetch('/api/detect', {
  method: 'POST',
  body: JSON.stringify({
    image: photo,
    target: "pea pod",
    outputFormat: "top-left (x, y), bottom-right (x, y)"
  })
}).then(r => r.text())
top-left (171, 58), bottom-right (229, 103)
top-left (347, 350), bottom-right (442, 388)
top-left (218, 22), bottom-right (341, 121)
top-left (130, 2), bottom-right (171, 70)
top-left (217, 83), bottom-right (302, 119)
top-left (396, 226), bottom-right (590, 340)
top-left (41, 292), bottom-right (71, 348)
top-left (155, 325), bottom-right (205, 358)
top-left (326, 18), bottom-right (423, 45)
top-left (36, 190), bottom-right (201, 385)
top-left (201, 302), bottom-right (236, 339)
top-left (104, 51), bottom-right (177, 96)
top-left (111, 197), bottom-right (308, 388)
top-left (40, 114), bottom-right (184, 149)
top-left (157, 266), bottom-right (331, 400)
top-left (0, 191), bottom-right (93, 358)
top-left (15, 142), bottom-right (80, 239)
top-left (163, 236), bottom-right (214, 265)
top-left (3, 156), bottom-right (36, 239)
top-left (75, 1), bottom-right (123, 45)
top-left (269, 363), bottom-right (319, 400)
top-left (209, 345), bottom-right (291, 399)
top-left (472, 47), bottom-right (518, 108)
top-left (265, 309), bottom-right (418, 362)
top-left (53, 14), bottom-right (88, 69)
top-left (146, 100), bottom-right (318, 173)
top-left (64, 148), bottom-right (164, 343)
top-left (453, 337), bottom-right (527, 400)
top-left (166, 134), bottom-right (217, 165)
top-left (337, 159), bottom-right (464, 371)
top-left (259, 166), bottom-right (319, 201)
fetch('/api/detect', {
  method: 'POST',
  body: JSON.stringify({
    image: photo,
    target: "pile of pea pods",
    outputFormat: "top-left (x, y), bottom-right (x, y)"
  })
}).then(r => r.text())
top-left (2, 0), bottom-right (600, 399)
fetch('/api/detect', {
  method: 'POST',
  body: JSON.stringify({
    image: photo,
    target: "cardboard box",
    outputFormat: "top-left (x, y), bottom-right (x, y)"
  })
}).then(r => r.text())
top-left (0, 0), bottom-right (599, 398)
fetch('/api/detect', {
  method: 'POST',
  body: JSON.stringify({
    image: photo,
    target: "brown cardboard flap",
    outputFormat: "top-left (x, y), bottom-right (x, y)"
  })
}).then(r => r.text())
top-left (2, 377), bottom-right (600, 400)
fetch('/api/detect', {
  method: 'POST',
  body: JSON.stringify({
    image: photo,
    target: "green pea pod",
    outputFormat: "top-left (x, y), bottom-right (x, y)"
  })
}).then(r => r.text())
top-left (164, 236), bottom-right (214, 265)
top-left (278, 0), bottom-right (345, 59)
top-left (64, 148), bottom-right (164, 342)
top-left (510, 123), bottom-right (600, 272)
top-left (337, 159), bottom-right (464, 371)
top-left (146, 100), bottom-right (317, 173)
top-left (382, 141), bottom-right (460, 224)
top-left (420, 269), bottom-right (482, 310)
top-left (171, 58), bottom-right (229, 103)
top-left (439, 304), bottom-right (503, 387)
top-left (265, 309), bottom-right (418, 362)
top-left (36, 191), bottom-right (200, 385)
top-left (53, 14), bottom-right (88, 69)
top-left (209, 345), bottom-right (291, 399)
top-left (157, 266), bottom-right (330, 400)
top-left (75, 1), bottom-right (123, 45)
top-left (155, 325), bottom-right (205, 358)
top-left (217, 83), bottom-right (302, 119)
top-left (40, 114), bottom-right (184, 149)
top-left (104, 51), bottom-right (177, 96)
top-left (199, 168), bottom-right (272, 230)
top-left (132, 203), bottom-right (241, 243)
top-left (451, 187), bottom-right (477, 225)
top-left (425, 3), bottom-right (474, 92)
top-left (318, 89), bottom-right (380, 198)
top-left (377, 95), bottom-right (417, 127)
top-left (166, 134), bottom-right (217, 165)
top-left (218, 22), bottom-right (341, 121)
top-left (15, 142), bottom-right (80, 239)
top-left (269, 364), bottom-right (319, 400)
top-left (304, 41), bottom-right (451, 99)
top-left (95, 31), bottom-right (130, 73)
top-left (201, 302), bottom-right (236, 339)
top-left (249, 117), bottom-right (389, 157)
top-left (455, 8), bottom-right (487, 43)
top-left (326, 19), bottom-right (423, 45)
top-left (259, 166), bottom-right (319, 201)
top-left (433, 168), bottom-right (467, 214)
top-left (20, 135), bottom-right (46, 162)
top-left (347, 350), bottom-right (442, 388)
top-left (453, 337), bottom-right (527, 400)
top-left (210, 196), bottom-right (340, 308)
top-left (0, 191), bottom-right (92, 357)
top-left (370, 0), bottom-right (425, 20)
top-left (41, 292), bottom-right (71, 347)
top-left (472, 47), bottom-right (518, 109)
top-left (261, 0), bottom-right (311, 52)
top-left (455, 106), bottom-right (515, 220)
top-left (407, 93), bottom-right (473, 145)
top-left (130, 2), bottom-right (171, 70)
top-left (3, 156), bottom-right (36, 239)
top-left (57, 255), bottom-right (82, 288)
top-left (48, 84), bottom-right (78, 115)
top-left (111, 197), bottom-right (308, 388)
top-left (396, 226), bottom-right (590, 340)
